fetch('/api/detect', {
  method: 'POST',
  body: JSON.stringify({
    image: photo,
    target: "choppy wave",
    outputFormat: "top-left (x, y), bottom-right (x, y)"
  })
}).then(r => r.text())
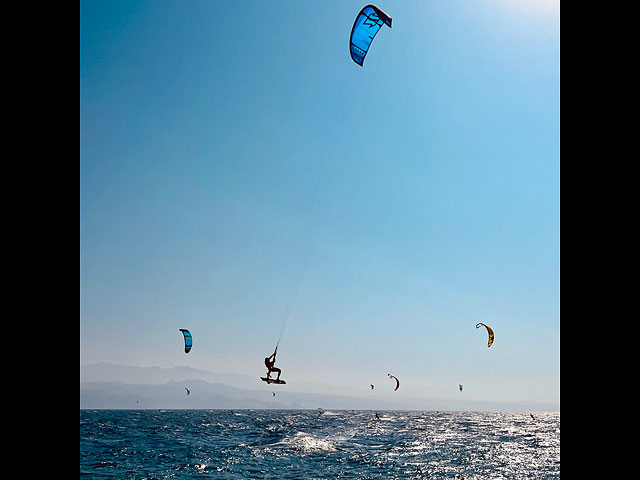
top-left (81, 409), bottom-right (559, 479)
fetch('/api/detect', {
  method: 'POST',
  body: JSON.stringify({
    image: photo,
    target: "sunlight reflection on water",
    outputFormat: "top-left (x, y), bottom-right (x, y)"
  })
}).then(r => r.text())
top-left (81, 409), bottom-right (559, 479)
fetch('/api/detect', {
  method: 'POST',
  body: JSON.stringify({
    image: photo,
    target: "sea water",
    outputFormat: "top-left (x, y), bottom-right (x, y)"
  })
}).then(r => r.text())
top-left (80, 409), bottom-right (559, 479)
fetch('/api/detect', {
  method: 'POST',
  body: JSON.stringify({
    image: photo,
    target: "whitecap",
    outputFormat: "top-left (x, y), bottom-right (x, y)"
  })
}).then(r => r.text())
top-left (280, 431), bottom-right (337, 453)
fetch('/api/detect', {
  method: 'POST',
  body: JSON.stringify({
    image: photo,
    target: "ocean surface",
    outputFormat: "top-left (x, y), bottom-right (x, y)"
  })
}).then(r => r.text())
top-left (80, 409), bottom-right (559, 479)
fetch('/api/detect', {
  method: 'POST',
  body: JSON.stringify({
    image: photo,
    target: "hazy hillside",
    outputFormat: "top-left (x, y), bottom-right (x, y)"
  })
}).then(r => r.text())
top-left (80, 363), bottom-right (258, 389)
top-left (80, 364), bottom-right (559, 412)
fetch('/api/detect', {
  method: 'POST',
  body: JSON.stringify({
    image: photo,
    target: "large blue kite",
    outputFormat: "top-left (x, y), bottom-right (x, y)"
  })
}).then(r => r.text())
top-left (349, 5), bottom-right (392, 66)
top-left (179, 329), bottom-right (192, 353)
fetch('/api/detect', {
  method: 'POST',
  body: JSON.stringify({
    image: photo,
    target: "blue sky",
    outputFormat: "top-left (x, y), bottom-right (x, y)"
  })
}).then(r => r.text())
top-left (80, 0), bottom-right (559, 405)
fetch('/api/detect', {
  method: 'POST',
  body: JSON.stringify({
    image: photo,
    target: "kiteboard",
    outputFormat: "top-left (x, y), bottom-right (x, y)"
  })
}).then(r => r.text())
top-left (261, 377), bottom-right (286, 385)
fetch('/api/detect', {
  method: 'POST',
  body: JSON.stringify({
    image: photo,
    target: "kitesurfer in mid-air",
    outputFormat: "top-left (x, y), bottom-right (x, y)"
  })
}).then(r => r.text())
top-left (264, 348), bottom-right (282, 382)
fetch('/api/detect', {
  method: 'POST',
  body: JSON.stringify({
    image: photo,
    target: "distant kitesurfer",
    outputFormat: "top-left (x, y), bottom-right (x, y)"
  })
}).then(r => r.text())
top-left (265, 348), bottom-right (282, 382)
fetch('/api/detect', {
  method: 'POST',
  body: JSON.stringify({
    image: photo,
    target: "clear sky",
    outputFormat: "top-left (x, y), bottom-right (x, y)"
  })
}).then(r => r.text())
top-left (80, 0), bottom-right (559, 406)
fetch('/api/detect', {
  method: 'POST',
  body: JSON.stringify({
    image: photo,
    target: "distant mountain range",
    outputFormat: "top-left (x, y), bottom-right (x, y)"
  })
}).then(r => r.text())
top-left (81, 363), bottom-right (259, 389)
top-left (80, 363), bottom-right (559, 412)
